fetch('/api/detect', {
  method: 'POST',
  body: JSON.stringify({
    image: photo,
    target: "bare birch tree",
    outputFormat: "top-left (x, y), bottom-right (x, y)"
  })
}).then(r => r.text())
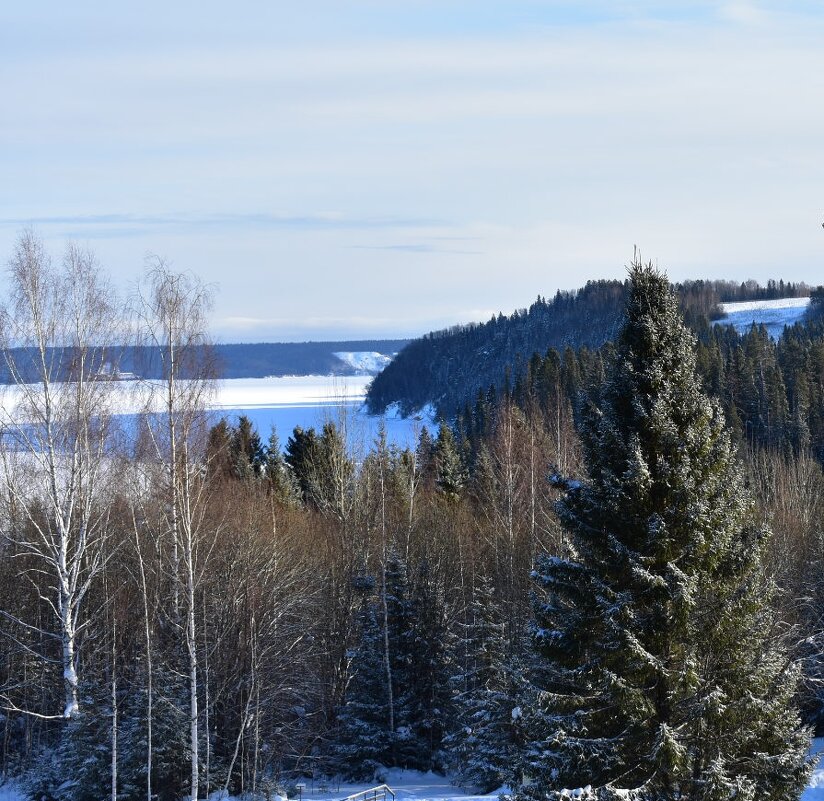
top-left (132, 260), bottom-right (215, 800)
top-left (0, 231), bottom-right (122, 721)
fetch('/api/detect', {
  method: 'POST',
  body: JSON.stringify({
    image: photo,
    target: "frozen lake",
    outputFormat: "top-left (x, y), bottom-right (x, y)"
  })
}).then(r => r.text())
top-left (0, 375), bottom-right (435, 453)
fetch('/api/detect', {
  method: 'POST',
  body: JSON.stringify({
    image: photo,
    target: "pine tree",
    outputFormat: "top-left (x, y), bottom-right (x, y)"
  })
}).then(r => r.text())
top-left (520, 263), bottom-right (812, 801)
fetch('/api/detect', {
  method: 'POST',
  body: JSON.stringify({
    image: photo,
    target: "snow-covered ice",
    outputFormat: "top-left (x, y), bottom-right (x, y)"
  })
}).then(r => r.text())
top-left (715, 297), bottom-right (810, 339)
top-left (0, 375), bottom-right (435, 452)
top-left (213, 375), bottom-right (372, 410)
top-left (210, 376), bottom-right (435, 451)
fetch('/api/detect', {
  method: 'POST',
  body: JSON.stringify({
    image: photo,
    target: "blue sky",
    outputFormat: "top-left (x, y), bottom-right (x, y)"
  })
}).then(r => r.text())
top-left (2, 1), bottom-right (823, 341)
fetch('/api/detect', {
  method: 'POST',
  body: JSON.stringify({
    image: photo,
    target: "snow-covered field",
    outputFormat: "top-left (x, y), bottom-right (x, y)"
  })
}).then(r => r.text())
top-left (715, 297), bottom-right (810, 339)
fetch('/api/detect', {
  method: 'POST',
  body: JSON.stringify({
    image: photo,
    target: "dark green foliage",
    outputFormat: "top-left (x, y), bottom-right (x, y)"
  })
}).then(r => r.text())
top-left (232, 414), bottom-right (265, 478)
top-left (283, 422), bottom-right (354, 516)
top-left (331, 600), bottom-right (390, 780)
top-left (366, 281), bottom-right (629, 419)
top-left (284, 425), bottom-right (319, 501)
top-left (434, 421), bottom-right (467, 498)
top-left (25, 704), bottom-right (110, 801)
top-left (446, 574), bottom-right (518, 792)
top-left (206, 417), bottom-right (235, 479)
top-left (264, 427), bottom-right (301, 504)
top-left (404, 560), bottom-right (452, 772)
top-left (806, 286), bottom-right (824, 323)
top-left (520, 264), bottom-right (812, 801)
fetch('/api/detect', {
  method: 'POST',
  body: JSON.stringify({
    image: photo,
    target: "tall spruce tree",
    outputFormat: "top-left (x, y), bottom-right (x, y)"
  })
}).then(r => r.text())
top-left (332, 592), bottom-right (391, 780)
top-left (446, 573), bottom-right (518, 792)
top-left (520, 263), bottom-right (811, 801)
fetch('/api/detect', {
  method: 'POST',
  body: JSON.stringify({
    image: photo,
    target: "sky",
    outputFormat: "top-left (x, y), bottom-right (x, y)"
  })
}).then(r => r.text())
top-left (1, 1), bottom-right (823, 342)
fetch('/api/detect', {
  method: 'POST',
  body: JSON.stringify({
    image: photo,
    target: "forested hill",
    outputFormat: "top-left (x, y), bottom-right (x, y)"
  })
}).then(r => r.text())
top-left (365, 278), bottom-right (812, 418)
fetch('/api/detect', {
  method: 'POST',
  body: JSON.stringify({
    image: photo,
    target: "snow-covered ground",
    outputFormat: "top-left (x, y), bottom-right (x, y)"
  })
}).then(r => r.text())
top-left (2, 749), bottom-right (823, 801)
top-left (715, 297), bottom-right (810, 339)
top-left (0, 782), bottom-right (23, 801)
top-left (296, 769), bottom-right (502, 801)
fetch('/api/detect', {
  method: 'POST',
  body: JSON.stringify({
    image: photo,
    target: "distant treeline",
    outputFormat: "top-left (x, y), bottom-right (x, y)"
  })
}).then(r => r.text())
top-left (0, 339), bottom-right (409, 384)
top-left (366, 278), bottom-right (814, 418)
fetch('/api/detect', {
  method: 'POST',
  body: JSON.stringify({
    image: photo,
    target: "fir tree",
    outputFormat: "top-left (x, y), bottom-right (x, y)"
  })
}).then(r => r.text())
top-left (520, 263), bottom-right (812, 801)
top-left (405, 559), bottom-right (452, 772)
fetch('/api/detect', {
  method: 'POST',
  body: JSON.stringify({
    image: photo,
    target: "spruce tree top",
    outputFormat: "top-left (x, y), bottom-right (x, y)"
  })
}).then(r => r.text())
top-left (570, 262), bottom-right (747, 572)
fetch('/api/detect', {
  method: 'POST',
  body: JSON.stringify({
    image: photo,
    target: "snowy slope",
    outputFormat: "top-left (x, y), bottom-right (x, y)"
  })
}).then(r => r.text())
top-left (334, 351), bottom-right (394, 375)
top-left (715, 297), bottom-right (810, 339)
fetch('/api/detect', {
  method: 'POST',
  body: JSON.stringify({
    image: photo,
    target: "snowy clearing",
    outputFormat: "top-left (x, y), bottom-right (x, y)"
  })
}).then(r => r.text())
top-left (333, 352), bottom-right (395, 375)
top-left (715, 297), bottom-right (810, 339)
top-left (297, 770), bottom-right (502, 801)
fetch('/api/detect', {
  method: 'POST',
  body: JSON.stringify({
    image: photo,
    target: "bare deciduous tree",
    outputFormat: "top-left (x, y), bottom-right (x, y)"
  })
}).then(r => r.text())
top-left (132, 260), bottom-right (215, 800)
top-left (0, 231), bottom-right (122, 721)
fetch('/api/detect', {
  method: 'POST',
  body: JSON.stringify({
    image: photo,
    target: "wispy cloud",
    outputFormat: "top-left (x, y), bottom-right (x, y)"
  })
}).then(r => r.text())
top-left (351, 243), bottom-right (481, 255)
top-left (0, 212), bottom-right (449, 234)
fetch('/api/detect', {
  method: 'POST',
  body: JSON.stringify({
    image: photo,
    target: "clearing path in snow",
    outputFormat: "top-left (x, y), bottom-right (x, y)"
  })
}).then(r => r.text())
top-left (715, 297), bottom-right (810, 340)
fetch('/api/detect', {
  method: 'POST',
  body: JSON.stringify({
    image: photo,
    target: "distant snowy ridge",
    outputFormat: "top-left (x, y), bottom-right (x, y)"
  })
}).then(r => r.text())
top-left (334, 351), bottom-right (394, 374)
top-left (715, 297), bottom-right (810, 339)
